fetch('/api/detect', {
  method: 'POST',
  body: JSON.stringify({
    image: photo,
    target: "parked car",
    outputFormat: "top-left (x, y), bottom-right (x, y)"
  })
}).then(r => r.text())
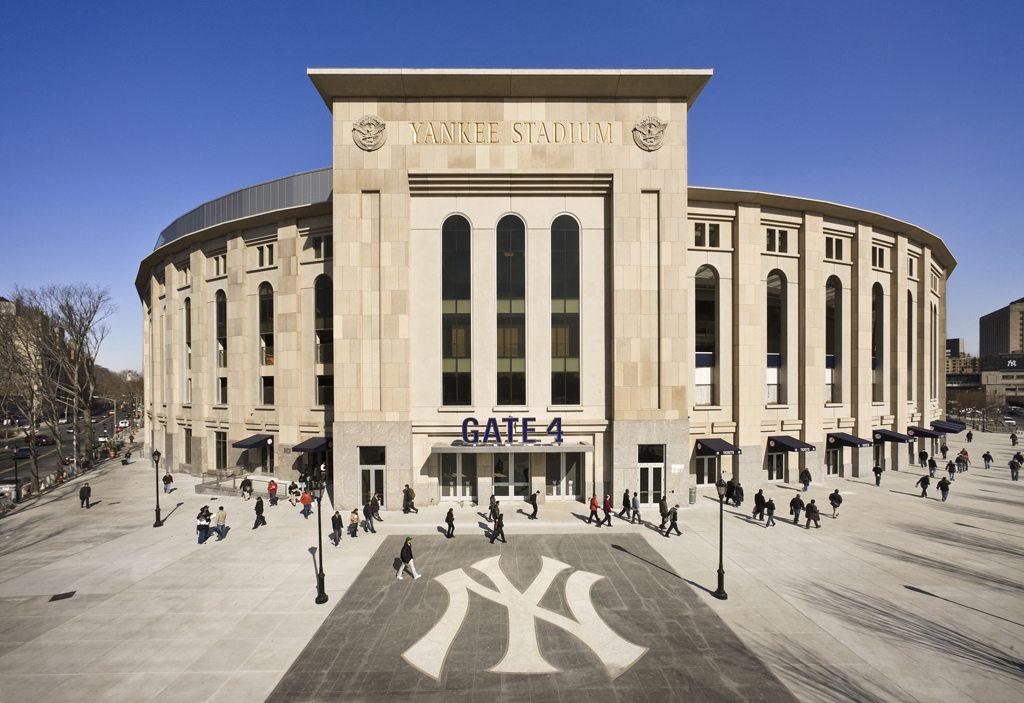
top-left (118, 419), bottom-right (130, 429)
top-left (23, 435), bottom-right (55, 446)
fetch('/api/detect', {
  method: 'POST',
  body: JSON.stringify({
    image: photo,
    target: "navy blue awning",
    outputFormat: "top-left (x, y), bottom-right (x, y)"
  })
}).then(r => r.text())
top-left (873, 429), bottom-right (911, 444)
top-left (908, 426), bottom-right (942, 439)
top-left (292, 437), bottom-right (330, 453)
top-left (695, 438), bottom-right (742, 456)
top-left (767, 435), bottom-right (816, 453)
top-left (827, 432), bottom-right (872, 448)
top-left (931, 420), bottom-right (966, 434)
top-left (232, 434), bottom-right (273, 449)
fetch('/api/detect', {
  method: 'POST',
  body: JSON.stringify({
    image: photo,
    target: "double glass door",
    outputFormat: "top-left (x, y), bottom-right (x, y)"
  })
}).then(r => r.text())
top-left (545, 453), bottom-right (582, 500)
top-left (638, 444), bottom-right (665, 505)
top-left (826, 448), bottom-right (842, 476)
top-left (493, 453), bottom-right (530, 497)
top-left (441, 454), bottom-right (477, 499)
top-left (360, 468), bottom-right (385, 507)
top-left (765, 452), bottom-right (786, 481)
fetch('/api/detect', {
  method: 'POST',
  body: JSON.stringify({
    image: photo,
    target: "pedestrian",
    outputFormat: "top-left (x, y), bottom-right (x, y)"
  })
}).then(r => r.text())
top-left (790, 494), bottom-right (804, 524)
top-left (162, 471), bottom-right (173, 494)
top-left (444, 507), bottom-right (455, 538)
top-left (724, 478), bottom-right (736, 505)
top-left (349, 509), bottom-right (360, 537)
top-left (330, 510), bottom-right (343, 546)
top-left (828, 489), bottom-right (843, 518)
top-left (927, 456), bottom-right (937, 477)
top-left (240, 476), bottom-right (253, 500)
top-left (527, 490), bottom-right (539, 520)
top-left (873, 464), bottom-right (883, 486)
top-left (1009, 458), bottom-right (1020, 481)
top-left (362, 500), bottom-right (376, 533)
top-left (267, 479), bottom-right (278, 506)
top-left (617, 489), bottom-right (630, 519)
top-left (765, 498), bottom-right (776, 528)
top-left (799, 468), bottom-right (811, 492)
top-left (753, 489), bottom-right (766, 521)
top-left (917, 448), bottom-right (928, 468)
top-left (960, 449), bottom-right (971, 471)
top-left (937, 476), bottom-right (951, 502)
top-left (630, 491), bottom-right (641, 524)
top-left (1012, 432), bottom-right (1018, 447)
top-left (299, 490), bottom-right (313, 519)
top-left (663, 504), bottom-right (682, 536)
top-left (253, 496), bottom-right (267, 528)
top-left (946, 461), bottom-right (956, 481)
top-left (287, 481), bottom-right (299, 506)
top-left (733, 483), bottom-right (745, 508)
top-left (403, 484), bottom-right (419, 514)
top-left (601, 494), bottom-right (613, 527)
top-left (658, 494), bottom-right (669, 529)
top-left (196, 508), bottom-right (211, 544)
top-left (982, 451), bottom-right (993, 469)
top-left (940, 443), bottom-right (949, 460)
top-left (916, 474), bottom-right (930, 498)
top-left (966, 430), bottom-right (973, 443)
top-left (396, 536), bottom-right (422, 580)
top-left (214, 506), bottom-right (228, 540)
top-left (79, 482), bottom-right (91, 509)
top-left (587, 494), bottom-right (601, 525)
top-left (490, 512), bottom-right (506, 544)
top-left (805, 500), bottom-right (821, 529)
top-left (487, 495), bottom-right (498, 522)
top-left (371, 493), bottom-right (382, 522)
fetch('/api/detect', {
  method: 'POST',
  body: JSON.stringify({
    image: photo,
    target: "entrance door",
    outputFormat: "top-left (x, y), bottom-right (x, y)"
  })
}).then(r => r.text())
top-left (361, 468), bottom-right (385, 507)
top-left (440, 454), bottom-right (477, 500)
top-left (638, 444), bottom-right (665, 505)
top-left (825, 448), bottom-right (842, 476)
top-left (493, 453), bottom-right (530, 497)
top-left (260, 443), bottom-right (275, 474)
top-left (873, 443), bottom-right (886, 470)
top-left (358, 446), bottom-right (386, 507)
top-left (545, 452), bottom-right (583, 500)
top-left (765, 452), bottom-right (786, 482)
top-left (694, 456), bottom-right (719, 485)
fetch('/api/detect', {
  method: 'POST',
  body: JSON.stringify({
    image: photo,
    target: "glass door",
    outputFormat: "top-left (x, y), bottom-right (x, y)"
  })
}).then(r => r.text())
top-left (765, 452), bottom-right (786, 482)
top-left (694, 456), bottom-right (718, 485)
top-left (826, 448), bottom-right (842, 476)
top-left (873, 443), bottom-right (886, 470)
top-left (493, 453), bottom-right (530, 497)
top-left (441, 454), bottom-right (477, 499)
top-left (638, 444), bottom-right (665, 505)
top-left (361, 468), bottom-right (385, 507)
top-left (545, 453), bottom-right (583, 500)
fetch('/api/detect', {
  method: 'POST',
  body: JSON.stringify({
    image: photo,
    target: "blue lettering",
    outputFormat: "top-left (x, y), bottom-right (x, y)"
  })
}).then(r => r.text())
top-left (521, 417), bottom-right (537, 444)
top-left (482, 418), bottom-right (501, 444)
top-left (547, 417), bottom-right (564, 444)
top-left (503, 416), bottom-right (517, 444)
top-left (461, 417), bottom-right (479, 444)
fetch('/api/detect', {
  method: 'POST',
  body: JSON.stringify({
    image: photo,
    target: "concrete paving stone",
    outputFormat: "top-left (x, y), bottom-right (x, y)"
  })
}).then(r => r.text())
top-left (0, 674), bottom-right (64, 703)
top-left (185, 636), bottom-right (264, 673)
top-left (205, 670), bottom-right (283, 703)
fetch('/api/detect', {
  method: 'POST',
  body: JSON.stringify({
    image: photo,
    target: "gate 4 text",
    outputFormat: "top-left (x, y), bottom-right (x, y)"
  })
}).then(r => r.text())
top-left (461, 417), bottom-right (564, 445)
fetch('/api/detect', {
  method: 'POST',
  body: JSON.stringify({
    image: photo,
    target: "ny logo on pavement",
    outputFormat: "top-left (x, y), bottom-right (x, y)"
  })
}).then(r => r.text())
top-left (402, 555), bottom-right (647, 679)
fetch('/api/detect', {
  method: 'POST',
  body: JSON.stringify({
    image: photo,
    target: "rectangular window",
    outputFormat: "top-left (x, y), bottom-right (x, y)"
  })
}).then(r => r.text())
top-left (218, 377), bottom-right (228, 404)
top-left (777, 229), bottom-right (788, 253)
top-left (258, 246), bottom-right (265, 268)
top-left (551, 218), bottom-right (580, 405)
top-left (442, 218), bottom-right (472, 406)
top-left (184, 428), bottom-right (192, 465)
top-left (312, 237), bottom-right (322, 259)
top-left (708, 223), bottom-right (720, 248)
top-left (908, 257), bottom-right (915, 277)
top-left (872, 246), bottom-right (886, 269)
top-left (316, 374), bottom-right (333, 406)
top-left (825, 237), bottom-right (834, 260)
top-left (267, 243), bottom-right (274, 266)
top-left (359, 446), bottom-right (386, 465)
top-left (215, 431), bottom-right (227, 471)
top-left (497, 219), bottom-right (526, 406)
top-left (694, 222), bottom-right (706, 247)
top-left (260, 376), bottom-right (274, 406)
top-left (766, 228), bottom-right (776, 252)
top-left (835, 238), bottom-right (843, 260)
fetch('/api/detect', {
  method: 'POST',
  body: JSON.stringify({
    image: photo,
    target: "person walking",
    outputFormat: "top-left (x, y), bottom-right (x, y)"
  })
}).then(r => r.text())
top-left (805, 500), bottom-right (821, 529)
top-left (240, 476), bottom-right (253, 501)
top-left (196, 508), bottom-right (211, 544)
top-left (630, 491), bottom-right (641, 524)
top-left (362, 500), bottom-right (376, 533)
top-left (79, 482), bottom-right (91, 509)
top-left (587, 494), bottom-right (601, 525)
top-left (940, 443), bottom-right (949, 460)
top-left (966, 430), bottom-right (973, 443)
top-left (617, 489), bottom-right (630, 519)
top-left (490, 513), bottom-right (506, 544)
top-left (162, 471), bottom-right (173, 494)
top-left (331, 510), bottom-right (343, 546)
top-left (487, 495), bottom-right (498, 522)
top-left (253, 496), bottom-right (267, 529)
top-left (267, 479), bottom-right (278, 506)
top-left (937, 476), bottom-right (951, 502)
top-left (982, 451), bottom-right (993, 469)
top-left (371, 493), bottom-right (382, 522)
top-left (396, 537), bottom-right (422, 580)
top-left (917, 447), bottom-right (928, 468)
top-left (828, 489), bottom-right (843, 518)
top-left (287, 481), bottom-right (299, 506)
top-left (658, 494), bottom-right (669, 529)
top-left (348, 509), bottom-right (360, 537)
top-left (1009, 457), bottom-right (1020, 481)
top-left (916, 474), bottom-right (930, 498)
top-left (601, 494), bottom-right (613, 527)
top-left (790, 494), bottom-right (804, 525)
top-left (765, 498), bottom-right (776, 528)
top-left (733, 483), bottom-right (745, 508)
top-left (298, 490), bottom-right (312, 519)
top-left (799, 468), bottom-right (812, 492)
top-left (444, 507), bottom-right (455, 538)
top-left (946, 461), bottom-right (956, 481)
top-left (753, 489), bottom-right (766, 521)
top-left (928, 456), bottom-right (937, 478)
top-left (527, 491), bottom-right (539, 520)
top-left (214, 506), bottom-right (228, 540)
top-left (403, 484), bottom-right (419, 514)
top-left (1011, 432), bottom-right (1018, 447)
top-left (873, 464), bottom-right (883, 486)
top-left (724, 478), bottom-right (736, 505)
top-left (663, 504), bottom-right (681, 537)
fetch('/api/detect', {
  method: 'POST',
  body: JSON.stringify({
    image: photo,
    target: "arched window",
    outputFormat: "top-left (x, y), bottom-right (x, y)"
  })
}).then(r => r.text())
top-left (872, 283), bottom-right (884, 402)
top-left (314, 275), bottom-right (333, 364)
top-left (694, 265), bottom-right (718, 405)
top-left (930, 303), bottom-right (938, 398)
top-left (766, 270), bottom-right (787, 403)
top-left (551, 215), bottom-right (580, 405)
top-left (215, 290), bottom-right (227, 369)
top-left (258, 283), bottom-right (274, 366)
top-left (183, 297), bottom-right (192, 372)
top-left (442, 215), bottom-right (472, 405)
top-left (907, 291), bottom-right (914, 400)
top-left (825, 276), bottom-right (842, 402)
top-left (496, 215), bottom-right (526, 405)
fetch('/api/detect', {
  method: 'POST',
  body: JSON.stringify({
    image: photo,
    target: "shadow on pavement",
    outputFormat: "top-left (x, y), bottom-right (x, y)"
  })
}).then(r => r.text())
top-left (859, 539), bottom-right (1024, 594)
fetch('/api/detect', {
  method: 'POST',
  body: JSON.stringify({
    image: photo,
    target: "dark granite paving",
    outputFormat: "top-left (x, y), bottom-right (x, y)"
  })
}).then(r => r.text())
top-left (268, 534), bottom-right (796, 703)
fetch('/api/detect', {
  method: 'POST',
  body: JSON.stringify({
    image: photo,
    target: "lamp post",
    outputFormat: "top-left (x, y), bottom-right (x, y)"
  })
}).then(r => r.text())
top-left (12, 451), bottom-right (21, 503)
top-left (152, 449), bottom-right (163, 527)
top-left (712, 478), bottom-right (728, 600)
top-left (314, 462), bottom-right (329, 605)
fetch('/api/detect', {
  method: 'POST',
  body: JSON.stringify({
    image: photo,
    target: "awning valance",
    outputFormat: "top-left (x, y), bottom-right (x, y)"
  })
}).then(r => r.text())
top-left (767, 435), bottom-right (816, 453)
top-left (233, 434), bottom-right (273, 449)
top-left (931, 420), bottom-right (966, 434)
top-left (431, 442), bottom-right (593, 454)
top-left (907, 426), bottom-right (942, 439)
top-left (827, 432), bottom-right (872, 448)
top-left (873, 429), bottom-right (911, 444)
top-left (293, 436), bottom-right (330, 453)
top-left (695, 438), bottom-right (742, 456)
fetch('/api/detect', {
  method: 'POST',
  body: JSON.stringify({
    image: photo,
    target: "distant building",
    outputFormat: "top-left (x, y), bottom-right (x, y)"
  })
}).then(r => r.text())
top-left (979, 297), bottom-right (1024, 357)
top-left (944, 337), bottom-right (978, 374)
top-left (945, 338), bottom-right (966, 358)
top-left (980, 353), bottom-right (1024, 408)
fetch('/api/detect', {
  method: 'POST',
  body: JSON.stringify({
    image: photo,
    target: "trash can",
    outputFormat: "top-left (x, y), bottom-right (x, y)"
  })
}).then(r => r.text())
top-left (688, 486), bottom-right (697, 505)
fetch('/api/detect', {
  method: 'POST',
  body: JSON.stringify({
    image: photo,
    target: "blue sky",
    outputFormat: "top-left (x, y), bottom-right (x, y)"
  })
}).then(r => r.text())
top-left (1, 0), bottom-right (1021, 369)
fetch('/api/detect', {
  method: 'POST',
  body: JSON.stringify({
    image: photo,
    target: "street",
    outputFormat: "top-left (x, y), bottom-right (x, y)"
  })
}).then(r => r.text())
top-left (0, 416), bottom-right (120, 482)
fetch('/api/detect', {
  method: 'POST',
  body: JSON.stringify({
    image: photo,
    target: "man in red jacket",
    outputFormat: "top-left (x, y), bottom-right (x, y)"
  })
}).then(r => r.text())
top-left (601, 494), bottom-right (613, 526)
top-left (587, 494), bottom-right (600, 525)
top-left (267, 479), bottom-right (278, 506)
top-left (299, 490), bottom-right (313, 519)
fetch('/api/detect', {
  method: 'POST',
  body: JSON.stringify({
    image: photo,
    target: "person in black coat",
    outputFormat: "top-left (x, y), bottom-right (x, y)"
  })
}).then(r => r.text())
top-left (937, 477), bottom-right (951, 502)
top-left (917, 448), bottom-right (928, 468)
top-left (872, 464), bottom-right (883, 486)
top-left (828, 489), bottom-right (843, 518)
top-left (252, 496), bottom-right (267, 528)
top-left (927, 456), bottom-right (937, 477)
top-left (617, 489), bottom-right (630, 519)
top-left (790, 494), bottom-right (804, 524)
top-left (765, 498), bottom-right (777, 528)
top-left (397, 537), bottom-right (421, 580)
top-left (799, 469), bottom-right (812, 492)
top-left (490, 513), bottom-right (506, 544)
top-left (663, 505), bottom-right (681, 537)
top-left (527, 491), bottom-right (539, 520)
top-left (940, 443), bottom-right (949, 459)
top-left (444, 507), bottom-right (455, 538)
top-left (804, 500), bottom-right (821, 529)
top-left (79, 482), bottom-right (91, 509)
top-left (752, 489), bottom-right (766, 521)
top-left (330, 510), bottom-right (343, 546)
top-left (916, 475), bottom-right (930, 498)
top-left (725, 478), bottom-right (736, 505)
top-left (733, 484), bottom-right (745, 508)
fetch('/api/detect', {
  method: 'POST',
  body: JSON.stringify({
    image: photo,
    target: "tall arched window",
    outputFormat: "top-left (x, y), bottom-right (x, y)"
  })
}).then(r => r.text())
top-left (215, 290), bottom-right (227, 369)
top-left (872, 283), bottom-right (884, 402)
top-left (258, 283), bottom-right (274, 366)
top-left (442, 215), bottom-right (472, 406)
top-left (907, 291), bottom-right (914, 400)
top-left (825, 276), bottom-right (842, 402)
top-left (314, 275), bottom-right (333, 364)
top-left (766, 270), bottom-right (787, 403)
top-left (694, 265), bottom-right (718, 405)
top-left (930, 303), bottom-right (938, 398)
top-left (496, 215), bottom-right (526, 405)
top-left (551, 215), bottom-right (580, 405)
top-left (183, 297), bottom-right (192, 403)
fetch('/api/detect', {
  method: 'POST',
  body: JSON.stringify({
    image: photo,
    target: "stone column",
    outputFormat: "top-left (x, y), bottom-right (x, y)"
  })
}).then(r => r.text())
top-left (800, 213), bottom-right (826, 481)
top-left (852, 223), bottom-right (874, 477)
top-left (733, 203), bottom-right (764, 482)
top-left (891, 237), bottom-right (909, 470)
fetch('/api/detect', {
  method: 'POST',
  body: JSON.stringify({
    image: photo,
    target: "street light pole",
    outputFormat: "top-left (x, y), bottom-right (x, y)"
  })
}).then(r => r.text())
top-left (314, 462), bottom-right (329, 605)
top-left (12, 454), bottom-right (20, 503)
top-left (152, 450), bottom-right (163, 527)
top-left (713, 477), bottom-right (728, 600)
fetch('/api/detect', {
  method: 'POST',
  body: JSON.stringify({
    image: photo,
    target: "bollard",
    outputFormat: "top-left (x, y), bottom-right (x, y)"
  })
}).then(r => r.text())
top-left (688, 486), bottom-right (697, 505)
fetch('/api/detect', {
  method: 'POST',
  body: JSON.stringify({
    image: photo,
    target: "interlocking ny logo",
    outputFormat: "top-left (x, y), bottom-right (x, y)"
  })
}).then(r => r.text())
top-left (402, 555), bottom-right (647, 679)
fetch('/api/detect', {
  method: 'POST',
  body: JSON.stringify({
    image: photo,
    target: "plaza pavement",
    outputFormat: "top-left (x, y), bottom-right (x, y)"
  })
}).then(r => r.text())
top-left (0, 431), bottom-right (1021, 702)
